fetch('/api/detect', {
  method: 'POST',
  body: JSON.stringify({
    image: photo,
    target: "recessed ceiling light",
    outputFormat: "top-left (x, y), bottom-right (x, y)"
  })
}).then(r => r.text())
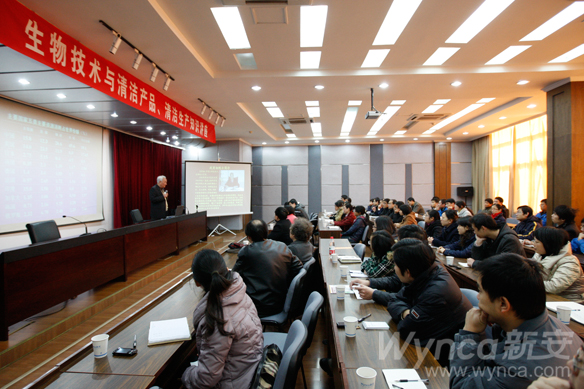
top-left (56, 93), bottom-right (66, 99)
top-left (315, 140), bottom-right (320, 143)
top-left (380, 139), bottom-right (385, 141)
top-left (367, 106), bottom-right (402, 135)
top-left (451, 81), bottom-right (462, 87)
top-left (361, 49), bottom-right (390, 68)
top-left (486, 45), bottom-right (531, 65)
top-left (262, 142), bottom-right (267, 145)
top-left (87, 104), bottom-right (95, 109)
top-left (423, 47), bottom-right (460, 66)
top-left (340, 107), bottom-right (359, 135)
top-left (130, 120), bottom-right (137, 124)
top-left (251, 85), bottom-right (261, 91)
top-left (315, 85), bottom-right (325, 90)
top-left (517, 80), bottom-right (529, 85)
top-left (262, 102), bottom-right (277, 107)
top-left (434, 99), bottom-right (451, 105)
top-left (161, 131), bottom-right (166, 135)
top-left (446, 0), bottom-right (514, 44)
top-left (345, 139), bottom-right (350, 143)
top-left (307, 107), bottom-right (321, 118)
top-left (266, 107), bottom-right (284, 118)
top-left (527, 104), bottom-right (537, 109)
top-left (395, 130), bottom-right (407, 135)
top-left (476, 98), bottom-right (495, 104)
top-left (147, 126), bottom-right (153, 130)
top-left (447, 137), bottom-right (452, 140)
top-left (285, 141), bottom-right (289, 144)
top-left (166, 138), bottom-right (170, 143)
top-left (18, 79), bottom-right (30, 85)
top-left (300, 5), bottom-right (328, 48)
top-left (463, 132), bottom-right (469, 135)
top-left (111, 112), bottom-right (118, 118)
top-left (430, 104), bottom-right (484, 131)
top-left (478, 125), bottom-right (485, 128)
top-left (305, 101), bottom-right (319, 106)
top-left (174, 141), bottom-right (180, 146)
top-left (499, 116), bottom-right (507, 120)
top-left (373, 0), bottom-right (422, 45)
top-left (286, 134), bottom-right (297, 138)
top-left (390, 100), bottom-right (406, 105)
top-left (521, 2), bottom-right (584, 42)
top-left (549, 43), bottom-right (584, 64)
top-left (210, 7), bottom-right (251, 50)
top-left (311, 123), bottom-right (322, 135)
top-left (422, 105), bottom-right (443, 114)
top-left (300, 51), bottom-right (322, 69)
top-left (348, 100), bottom-right (362, 106)
top-left (422, 129), bottom-right (436, 135)
top-left (379, 82), bottom-right (389, 88)
top-left (414, 138), bottom-right (418, 140)
top-left (172, 135), bottom-right (178, 140)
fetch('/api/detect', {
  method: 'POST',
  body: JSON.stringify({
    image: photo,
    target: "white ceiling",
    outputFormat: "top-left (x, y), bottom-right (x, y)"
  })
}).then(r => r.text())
top-left (2, 0), bottom-right (584, 146)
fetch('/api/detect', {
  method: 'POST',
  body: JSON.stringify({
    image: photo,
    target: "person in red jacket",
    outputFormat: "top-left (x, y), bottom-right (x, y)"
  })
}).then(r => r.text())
top-left (334, 202), bottom-right (356, 232)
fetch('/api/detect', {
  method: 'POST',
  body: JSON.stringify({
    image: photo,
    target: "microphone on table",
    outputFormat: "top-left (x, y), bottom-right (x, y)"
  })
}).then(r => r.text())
top-left (63, 215), bottom-right (91, 236)
top-left (196, 205), bottom-right (198, 213)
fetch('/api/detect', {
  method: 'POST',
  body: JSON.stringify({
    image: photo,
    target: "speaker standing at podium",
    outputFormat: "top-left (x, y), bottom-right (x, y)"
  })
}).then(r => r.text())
top-left (150, 175), bottom-right (168, 220)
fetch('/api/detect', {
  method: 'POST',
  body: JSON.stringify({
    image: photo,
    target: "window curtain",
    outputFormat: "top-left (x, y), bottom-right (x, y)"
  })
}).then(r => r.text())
top-left (472, 136), bottom-right (490, 213)
top-left (113, 131), bottom-right (182, 228)
top-left (490, 115), bottom-right (547, 213)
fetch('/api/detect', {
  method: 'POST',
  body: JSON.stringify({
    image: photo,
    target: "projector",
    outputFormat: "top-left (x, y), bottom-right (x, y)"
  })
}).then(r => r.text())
top-left (366, 110), bottom-right (382, 119)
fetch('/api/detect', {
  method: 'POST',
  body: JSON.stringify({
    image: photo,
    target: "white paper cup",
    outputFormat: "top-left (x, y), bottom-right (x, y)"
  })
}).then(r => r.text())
top-left (340, 265), bottom-right (348, 278)
top-left (344, 316), bottom-right (358, 337)
top-left (337, 285), bottom-right (345, 300)
top-left (356, 367), bottom-right (377, 388)
top-left (557, 305), bottom-right (572, 324)
top-left (446, 256), bottom-right (454, 266)
top-left (331, 253), bottom-right (338, 264)
top-left (91, 334), bottom-right (109, 358)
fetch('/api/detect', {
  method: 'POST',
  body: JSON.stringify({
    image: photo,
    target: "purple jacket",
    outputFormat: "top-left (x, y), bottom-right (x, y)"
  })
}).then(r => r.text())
top-left (182, 273), bottom-right (263, 389)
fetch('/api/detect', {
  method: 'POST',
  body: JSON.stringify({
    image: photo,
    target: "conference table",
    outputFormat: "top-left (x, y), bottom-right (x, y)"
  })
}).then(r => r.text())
top-left (0, 212), bottom-right (207, 341)
top-left (318, 215), bottom-right (342, 239)
top-left (318, 239), bottom-right (450, 389)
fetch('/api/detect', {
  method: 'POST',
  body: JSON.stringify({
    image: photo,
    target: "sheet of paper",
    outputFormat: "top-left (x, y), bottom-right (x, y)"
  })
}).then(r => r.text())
top-left (546, 302), bottom-right (584, 325)
top-left (362, 321), bottom-right (389, 330)
top-left (382, 369), bottom-right (426, 389)
top-left (354, 289), bottom-right (363, 299)
top-left (349, 270), bottom-right (368, 278)
top-left (459, 262), bottom-right (470, 268)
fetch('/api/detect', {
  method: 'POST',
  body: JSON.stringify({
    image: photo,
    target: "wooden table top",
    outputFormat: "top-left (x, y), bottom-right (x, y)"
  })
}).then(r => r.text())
top-left (318, 215), bottom-right (342, 239)
top-left (45, 373), bottom-right (155, 389)
top-left (319, 239), bottom-right (449, 388)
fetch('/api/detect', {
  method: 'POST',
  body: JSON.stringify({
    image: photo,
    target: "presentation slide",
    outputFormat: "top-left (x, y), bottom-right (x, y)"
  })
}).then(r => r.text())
top-left (0, 98), bottom-right (103, 234)
top-left (185, 161), bottom-right (252, 217)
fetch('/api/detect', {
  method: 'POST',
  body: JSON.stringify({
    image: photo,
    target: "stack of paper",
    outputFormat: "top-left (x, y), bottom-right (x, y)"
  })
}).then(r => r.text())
top-left (148, 317), bottom-right (192, 346)
top-left (349, 270), bottom-right (368, 278)
top-left (382, 369), bottom-right (426, 388)
top-left (546, 302), bottom-right (584, 325)
top-left (338, 255), bottom-right (361, 264)
top-left (362, 321), bottom-right (389, 330)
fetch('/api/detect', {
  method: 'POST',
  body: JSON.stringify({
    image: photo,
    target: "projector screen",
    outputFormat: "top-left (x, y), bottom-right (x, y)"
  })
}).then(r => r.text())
top-left (185, 161), bottom-right (252, 217)
top-left (0, 98), bottom-right (103, 234)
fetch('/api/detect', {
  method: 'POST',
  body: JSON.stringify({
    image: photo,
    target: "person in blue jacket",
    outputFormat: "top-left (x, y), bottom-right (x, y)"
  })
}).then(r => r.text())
top-left (341, 205), bottom-right (370, 243)
top-left (428, 209), bottom-right (459, 247)
top-left (535, 198), bottom-right (548, 226)
top-left (437, 217), bottom-right (476, 258)
top-left (571, 217), bottom-right (584, 254)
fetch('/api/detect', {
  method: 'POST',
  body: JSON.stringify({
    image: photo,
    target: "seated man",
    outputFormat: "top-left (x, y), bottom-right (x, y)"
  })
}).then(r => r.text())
top-left (407, 197), bottom-right (425, 217)
top-left (379, 198), bottom-right (392, 216)
top-left (445, 198), bottom-right (456, 211)
top-left (267, 206), bottom-right (292, 245)
top-left (480, 198), bottom-right (494, 215)
top-left (289, 198), bottom-right (309, 219)
top-left (288, 218), bottom-right (314, 264)
top-left (233, 220), bottom-right (303, 317)
top-left (494, 196), bottom-right (510, 218)
top-left (391, 201), bottom-right (405, 224)
top-left (450, 253), bottom-right (583, 389)
top-left (513, 205), bottom-right (542, 240)
top-left (469, 213), bottom-right (525, 267)
top-left (352, 239), bottom-right (471, 365)
top-left (431, 196), bottom-right (441, 211)
top-left (535, 198), bottom-right (547, 226)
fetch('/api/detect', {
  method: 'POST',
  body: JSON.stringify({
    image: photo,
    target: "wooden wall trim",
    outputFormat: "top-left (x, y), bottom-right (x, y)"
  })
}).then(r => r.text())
top-left (571, 82), bottom-right (584, 225)
top-left (434, 142), bottom-right (451, 199)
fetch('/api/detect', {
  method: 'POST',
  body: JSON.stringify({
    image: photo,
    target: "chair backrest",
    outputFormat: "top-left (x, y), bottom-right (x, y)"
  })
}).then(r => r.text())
top-left (26, 220), bottom-right (61, 244)
top-left (353, 243), bottom-right (366, 261)
top-left (283, 268), bottom-right (307, 318)
top-left (303, 258), bottom-right (315, 272)
top-left (273, 320), bottom-right (308, 389)
top-left (300, 291), bottom-right (324, 354)
top-left (461, 288), bottom-right (479, 307)
top-left (130, 209), bottom-right (143, 224)
top-left (418, 221), bottom-right (426, 229)
top-left (362, 224), bottom-right (370, 245)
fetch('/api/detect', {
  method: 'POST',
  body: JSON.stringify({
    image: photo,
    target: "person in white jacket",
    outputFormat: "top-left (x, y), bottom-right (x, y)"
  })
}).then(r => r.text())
top-left (532, 227), bottom-right (584, 302)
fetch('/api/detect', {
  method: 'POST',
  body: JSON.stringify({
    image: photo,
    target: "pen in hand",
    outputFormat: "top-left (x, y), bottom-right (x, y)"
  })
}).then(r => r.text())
top-left (358, 313), bottom-right (371, 322)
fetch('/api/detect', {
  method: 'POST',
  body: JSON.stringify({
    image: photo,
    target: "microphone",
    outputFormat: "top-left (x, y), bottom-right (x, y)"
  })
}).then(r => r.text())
top-left (63, 215), bottom-right (91, 236)
top-left (196, 205), bottom-right (198, 213)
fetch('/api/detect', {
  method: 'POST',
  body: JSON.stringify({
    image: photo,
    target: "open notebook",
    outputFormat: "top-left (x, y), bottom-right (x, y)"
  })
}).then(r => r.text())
top-left (148, 317), bottom-right (192, 346)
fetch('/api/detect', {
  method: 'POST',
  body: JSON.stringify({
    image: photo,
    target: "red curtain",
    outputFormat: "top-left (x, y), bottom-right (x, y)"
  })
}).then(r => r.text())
top-left (113, 131), bottom-right (182, 228)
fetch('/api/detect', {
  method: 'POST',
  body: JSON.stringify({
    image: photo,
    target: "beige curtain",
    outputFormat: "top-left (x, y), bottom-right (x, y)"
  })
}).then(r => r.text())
top-left (472, 136), bottom-right (490, 213)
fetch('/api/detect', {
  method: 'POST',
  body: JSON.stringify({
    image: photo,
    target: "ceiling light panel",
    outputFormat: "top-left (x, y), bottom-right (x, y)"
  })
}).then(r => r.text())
top-left (549, 43), bottom-right (584, 63)
top-left (348, 100), bottom-right (362, 106)
top-left (234, 53), bottom-right (257, 70)
top-left (521, 2), bottom-right (584, 41)
top-left (422, 105), bottom-right (443, 114)
top-left (266, 107), bottom-right (284, 118)
top-left (307, 107), bottom-right (321, 117)
top-left (446, 0), bottom-right (514, 44)
top-left (262, 102), bottom-right (278, 107)
top-left (311, 122), bottom-right (322, 135)
top-left (373, 0), bottom-right (423, 45)
top-left (429, 103), bottom-right (484, 131)
top-left (286, 134), bottom-right (297, 138)
top-left (300, 5), bottom-right (328, 48)
top-left (434, 99), bottom-right (451, 104)
top-left (300, 51), bottom-right (321, 69)
top-left (368, 106), bottom-right (402, 135)
top-left (361, 49), bottom-right (390, 68)
top-left (340, 107), bottom-right (359, 135)
top-left (305, 101), bottom-right (319, 106)
top-left (390, 100), bottom-right (406, 105)
top-left (476, 98), bottom-right (495, 103)
top-left (486, 45), bottom-right (530, 65)
top-left (395, 130), bottom-right (407, 135)
top-left (211, 7), bottom-right (251, 50)
top-left (423, 47), bottom-right (460, 66)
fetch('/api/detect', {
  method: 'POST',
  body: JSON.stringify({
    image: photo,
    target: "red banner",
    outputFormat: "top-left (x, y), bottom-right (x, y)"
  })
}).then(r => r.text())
top-left (0, 0), bottom-right (216, 143)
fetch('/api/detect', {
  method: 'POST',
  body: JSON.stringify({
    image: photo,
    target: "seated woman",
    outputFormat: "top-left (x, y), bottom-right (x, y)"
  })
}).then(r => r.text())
top-left (379, 198), bottom-right (392, 216)
top-left (375, 215), bottom-right (396, 236)
top-left (395, 204), bottom-right (417, 228)
top-left (182, 249), bottom-right (263, 389)
top-left (285, 204), bottom-right (297, 224)
top-left (424, 210), bottom-right (443, 239)
top-left (429, 209), bottom-right (459, 247)
top-left (288, 218), bottom-right (314, 264)
top-left (455, 200), bottom-right (473, 218)
top-left (361, 230), bottom-right (395, 278)
top-left (552, 205), bottom-right (579, 240)
top-left (341, 205), bottom-right (369, 243)
top-left (334, 202), bottom-right (356, 232)
top-left (331, 200), bottom-right (344, 222)
top-left (571, 217), bottom-right (584, 254)
top-left (532, 227), bottom-right (584, 302)
top-left (391, 201), bottom-right (404, 224)
top-left (490, 203), bottom-right (506, 225)
top-left (267, 206), bottom-right (292, 245)
top-left (437, 217), bottom-right (476, 258)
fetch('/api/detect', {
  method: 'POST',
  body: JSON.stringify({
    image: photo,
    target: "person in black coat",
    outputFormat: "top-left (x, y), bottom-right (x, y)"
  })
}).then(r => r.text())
top-left (513, 205), bottom-right (542, 240)
top-left (552, 205), bottom-right (579, 240)
top-left (150, 175), bottom-right (168, 220)
top-left (267, 207), bottom-right (292, 245)
top-left (424, 210), bottom-right (443, 239)
top-left (429, 210), bottom-right (459, 247)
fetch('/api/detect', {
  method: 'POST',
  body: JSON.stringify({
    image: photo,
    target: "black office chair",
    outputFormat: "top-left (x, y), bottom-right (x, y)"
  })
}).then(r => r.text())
top-left (26, 220), bottom-right (61, 244)
top-left (130, 209), bottom-right (144, 224)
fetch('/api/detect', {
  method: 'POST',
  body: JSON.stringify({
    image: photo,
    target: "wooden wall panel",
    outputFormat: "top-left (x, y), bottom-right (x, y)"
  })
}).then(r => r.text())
top-left (434, 142), bottom-right (451, 199)
top-left (571, 82), bottom-right (584, 225)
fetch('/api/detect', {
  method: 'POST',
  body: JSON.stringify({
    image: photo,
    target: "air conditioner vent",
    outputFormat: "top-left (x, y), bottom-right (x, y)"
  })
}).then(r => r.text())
top-left (221, 0), bottom-right (312, 5)
top-left (288, 117), bottom-right (308, 125)
top-left (407, 113), bottom-right (450, 121)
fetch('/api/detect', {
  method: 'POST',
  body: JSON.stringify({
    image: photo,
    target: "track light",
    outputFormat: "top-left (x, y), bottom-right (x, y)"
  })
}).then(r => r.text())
top-left (163, 74), bottom-right (171, 91)
top-left (209, 110), bottom-right (215, 121)
top-left (201, 104), bottom-right (207, 115)
top-left (221, 117), bottom-right (226, 127)
top-left (132, 49), bottom-right (143, 70)
top-left (110, 31), bottom-right (122, 54)
top-left (215, 115), bottom-right (221, 125)
top-left (150, 63), bottom-right (159, 82)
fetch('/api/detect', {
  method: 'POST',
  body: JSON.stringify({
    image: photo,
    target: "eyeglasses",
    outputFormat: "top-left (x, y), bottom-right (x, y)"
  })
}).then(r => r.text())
top-left (573, 345), bottom-right (584, 376)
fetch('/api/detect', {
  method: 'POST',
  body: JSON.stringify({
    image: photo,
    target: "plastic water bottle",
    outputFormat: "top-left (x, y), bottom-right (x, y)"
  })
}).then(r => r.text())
top-left (329, 237), bottom-right (335, 256)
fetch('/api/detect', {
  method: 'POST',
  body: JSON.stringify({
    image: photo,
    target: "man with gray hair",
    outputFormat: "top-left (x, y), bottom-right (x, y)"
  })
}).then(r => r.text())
top-left (150, 175), bottom-right (168, 220)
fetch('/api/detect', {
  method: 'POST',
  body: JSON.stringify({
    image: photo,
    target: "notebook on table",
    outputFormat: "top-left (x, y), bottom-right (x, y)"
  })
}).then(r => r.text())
top-left (148, 317), bottom-right (192, 346)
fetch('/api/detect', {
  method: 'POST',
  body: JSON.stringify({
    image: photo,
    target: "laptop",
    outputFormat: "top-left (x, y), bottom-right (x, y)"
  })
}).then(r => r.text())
top-left (175, 205), bottom-right (185, 216)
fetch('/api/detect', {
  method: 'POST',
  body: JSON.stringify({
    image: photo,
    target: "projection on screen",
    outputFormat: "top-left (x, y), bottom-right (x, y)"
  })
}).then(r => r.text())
top-left (0, 98), bottom-right (103, 234)
top-left (185, 161), bottom-right (252, 217)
